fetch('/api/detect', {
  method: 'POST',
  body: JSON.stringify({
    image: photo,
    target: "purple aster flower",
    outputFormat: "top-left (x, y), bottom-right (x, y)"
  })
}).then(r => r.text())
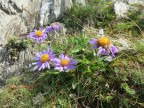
top-left (97, 44), bottom-right (118, 57)
top-left (32, 48), bottom-right (55, 71)
top-left (28, 28), bottom-right (47, 43)
top-left (53, 54), bottom-right (77, 72)
top-left (46, 22), bottom-right (60, 32)
top-left (88, 38), bottom-right (98, 49)
top-left (89, 37), bottom-right (118, 57)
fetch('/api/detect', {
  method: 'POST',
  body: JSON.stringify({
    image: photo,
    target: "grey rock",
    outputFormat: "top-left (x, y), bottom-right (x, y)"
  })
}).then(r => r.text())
top-left (40, 0), bottom-right (86, 26)
top-left (114, 38), bottom-right (130, 51)
top-left (0, 0), bottom-right (42, 83)
top-left (128, 0), bottom-right (144, 4)
top-left (98, 28), bottom-right (104, 36)
top-left (113, 0), bottom-right (144, 18)
top-left (0, 0), bottom-right (86, 83)
top-left (0, 0), bottom-right (42, 45)
top-left (40, 0), bottom-right (53, 26)
top-left (0, 0), bottom-right (86, 45)
top-left (0, 47), bottom-right (33, 82)
top-left (33, 92), bottom-right (44, 105)
top-left (75, 0), bottom-right (86, 5)
top-left (113, 1), bottom-right (129, 18)
top-left (104, 56), bottom-right (113, 62)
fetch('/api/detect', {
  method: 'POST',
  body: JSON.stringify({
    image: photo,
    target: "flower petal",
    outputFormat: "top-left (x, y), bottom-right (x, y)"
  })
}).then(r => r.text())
top-left (97, 47), bottom-right (103, 56)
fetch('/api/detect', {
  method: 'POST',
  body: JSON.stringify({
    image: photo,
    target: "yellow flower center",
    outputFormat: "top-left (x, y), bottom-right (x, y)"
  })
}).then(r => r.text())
top-left (97, 37), bottom-right (111, 47)
top-left (40, 54), bottom-right (49, 63)
top-left (60, 59), bottom-right (69, 66)
top-left (34, 30), bottom-right (43, 37)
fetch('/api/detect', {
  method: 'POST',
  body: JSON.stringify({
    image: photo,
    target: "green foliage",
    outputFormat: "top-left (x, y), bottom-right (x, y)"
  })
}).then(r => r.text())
top-left (121, 83), bottom-right (136, 95)
top-left (113, 4), bottom-right (144, 36)
top-left (0, 85), bottom-right (33, 108)
top-left (1, 1), bottom-right (144, 107)
top-left (6, 36), bottom-right (31, 63)
top-left (8, 36), bottom-right (30, 51)
top-left (127, 4), bottom-right (144, 29)
top-left (133, 40), bottom-right (144, 53)
top-left (6, 76), bottom-right (21, 85)
top-left (62, 0), bottom-right (144, 36)
top-left (61, 0), bottom-right (116, 31)
top-left (32, 35), bottom-right (144, 107)
top-left (1, 33), bottom-right (144, 107)
top-left (114, 22), bottom-right (135, 32)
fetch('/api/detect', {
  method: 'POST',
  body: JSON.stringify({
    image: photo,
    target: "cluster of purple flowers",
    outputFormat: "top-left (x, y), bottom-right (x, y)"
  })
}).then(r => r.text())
top-left (31, 37), bottom-right (118, 72)
top-left (32, 47), bottom-right (77, 72)
top-left (89, 37), bottom-right (118, 57)
top-left (28, 22), bottom-right (77, 72)
top-left (28, 22), bottom-right (60, 43)
top-left (28, 23), bottom-right (118, 72)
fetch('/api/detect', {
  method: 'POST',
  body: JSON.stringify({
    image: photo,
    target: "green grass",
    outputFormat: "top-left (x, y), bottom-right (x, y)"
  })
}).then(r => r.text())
top-left (0, 0), bottom-right (144, 107)
top-left (1, 33), bottom-right (144, 108)
top-left (61, 0), bottom-right (144, 36)
top-left (61, 0), bottom-right (116, 31)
